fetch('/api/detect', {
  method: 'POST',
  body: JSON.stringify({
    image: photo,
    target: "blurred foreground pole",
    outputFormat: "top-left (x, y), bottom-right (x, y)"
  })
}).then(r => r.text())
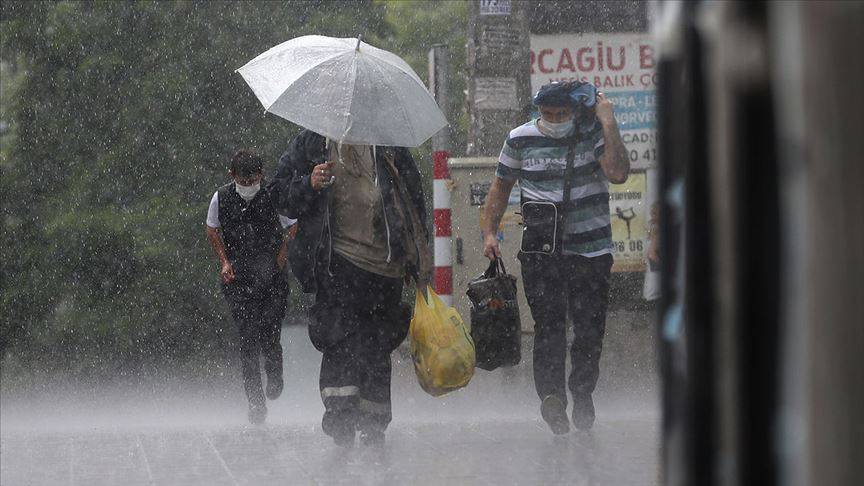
top-left (776, 3), bottom-right (864, 486)
top-left (656, 2), bottom-right (864, 485)
top-left (429, 44), bottom-right (452, 305)
top-left (466, 0), bottom-right (532, 156)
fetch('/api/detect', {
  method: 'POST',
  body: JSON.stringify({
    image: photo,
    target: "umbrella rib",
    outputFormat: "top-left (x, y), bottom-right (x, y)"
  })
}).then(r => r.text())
top-left (364, 52), bottom-right (426, 86)
top-left (338, 52), bottom-right (360, 143)
top-left (367, 60), bottom-right (415, 145)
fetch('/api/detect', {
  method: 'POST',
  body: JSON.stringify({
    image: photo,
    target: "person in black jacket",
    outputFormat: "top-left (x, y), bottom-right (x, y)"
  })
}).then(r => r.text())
top-left (270, 130), bottom-right (432, 447)
top-left (206, 150), bottom-right (296, 425)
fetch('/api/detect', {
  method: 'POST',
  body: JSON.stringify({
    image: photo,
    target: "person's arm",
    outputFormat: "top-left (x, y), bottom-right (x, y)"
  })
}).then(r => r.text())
top-left (595, 93), bottom-right (630, 184)
top-left (276, 220), bottom-right (297, 271)
top-left (206, 225), bottom-right (235, 283)
top-left (269, 131), bottom-right (330, 219)
top-left (276, 233), bottom-right (289, 270)
top-left (481, 176), bottom-right (518, 260)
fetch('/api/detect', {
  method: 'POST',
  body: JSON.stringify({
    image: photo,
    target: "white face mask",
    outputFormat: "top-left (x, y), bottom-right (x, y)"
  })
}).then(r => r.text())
top-left (235, 182), bottom-right (260, 201)
top-left (538, 118), bottom-right (574, 138)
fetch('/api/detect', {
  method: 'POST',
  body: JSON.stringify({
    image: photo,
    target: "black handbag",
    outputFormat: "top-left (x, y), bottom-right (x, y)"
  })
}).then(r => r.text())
top-left (518, 133), bottom-right (580, 256)
top-left (466, 257), bottom-right (521, 370)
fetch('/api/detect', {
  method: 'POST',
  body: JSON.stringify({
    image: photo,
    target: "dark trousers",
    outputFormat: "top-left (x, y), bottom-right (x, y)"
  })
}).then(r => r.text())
top-left (519, 252), bottom-right (613, 406)
top-left (222, 273), bottom-right (288, 408)
top-left (309, 253), bottom-right (407, 436)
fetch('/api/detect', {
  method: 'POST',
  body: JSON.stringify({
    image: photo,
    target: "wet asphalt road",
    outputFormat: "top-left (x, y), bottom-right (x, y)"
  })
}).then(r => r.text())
top-left (1, 312), bottom-right (660, 485)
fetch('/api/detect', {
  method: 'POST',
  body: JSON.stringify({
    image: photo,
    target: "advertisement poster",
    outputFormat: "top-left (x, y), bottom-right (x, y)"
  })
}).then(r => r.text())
top-left (609, 172), bottom-right (647, 272)
top-left (530, 33), bottom-right (657, 171)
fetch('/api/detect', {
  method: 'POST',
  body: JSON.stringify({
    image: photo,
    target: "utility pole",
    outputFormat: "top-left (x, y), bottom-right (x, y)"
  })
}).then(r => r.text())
top-left (466, 0), bottom-right (532, 156)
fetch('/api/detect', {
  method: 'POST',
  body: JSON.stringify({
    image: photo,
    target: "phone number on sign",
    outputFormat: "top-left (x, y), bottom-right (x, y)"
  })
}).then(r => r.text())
top-left (627, 148), bottom-right (657, 163)
top-left (613, 240), bottom-right (645, 253)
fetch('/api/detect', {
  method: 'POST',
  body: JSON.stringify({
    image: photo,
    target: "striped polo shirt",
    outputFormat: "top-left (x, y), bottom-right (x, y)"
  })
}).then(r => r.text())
top-left (496, 119), bottom-right (612, 257)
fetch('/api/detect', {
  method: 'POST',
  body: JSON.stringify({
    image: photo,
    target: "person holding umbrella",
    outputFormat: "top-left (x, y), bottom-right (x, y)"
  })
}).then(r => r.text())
top-left (274, 133), bottom-right (431, 447)
top-left (237, 36), bottom-right (442, 446)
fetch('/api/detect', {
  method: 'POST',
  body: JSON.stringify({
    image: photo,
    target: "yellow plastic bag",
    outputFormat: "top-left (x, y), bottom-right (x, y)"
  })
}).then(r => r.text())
top-left (409, 286), bottom-right (476, 396)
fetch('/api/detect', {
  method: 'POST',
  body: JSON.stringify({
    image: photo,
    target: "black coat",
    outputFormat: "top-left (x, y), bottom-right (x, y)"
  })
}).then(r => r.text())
top-left (269, 130), bottom-right (427, 293)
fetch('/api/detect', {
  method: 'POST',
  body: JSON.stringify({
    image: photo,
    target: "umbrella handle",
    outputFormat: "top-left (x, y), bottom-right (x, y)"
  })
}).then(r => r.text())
top-left (355, 35), bottom-right (362, 52)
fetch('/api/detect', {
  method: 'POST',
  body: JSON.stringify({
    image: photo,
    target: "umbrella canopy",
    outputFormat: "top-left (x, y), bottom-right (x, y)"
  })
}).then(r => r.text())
top-left (237, 35), bottom-right (447, 147)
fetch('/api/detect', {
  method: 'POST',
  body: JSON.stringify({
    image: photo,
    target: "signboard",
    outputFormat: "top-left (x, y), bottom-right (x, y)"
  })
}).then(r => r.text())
top-left (530, 33), bottom-right (657, 170)
top-left (609, 172), bottom-right (647, 272)
top-left (480, 0), bottom-right (511, 16)
top-left (474, 77), bottom-right (519, 110)
top-left (478, 25), bottom-right (521, 61)
top-left (469, 182), bottom-right (491, 206)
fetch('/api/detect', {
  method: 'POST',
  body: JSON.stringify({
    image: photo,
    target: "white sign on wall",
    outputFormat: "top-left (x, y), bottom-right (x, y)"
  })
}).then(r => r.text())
top-left (475, 77), bottom-right (519, 110)
top-left (530, 33), bottom-right (657, 170)
top-left (480, 0), bottom-right (511, 16)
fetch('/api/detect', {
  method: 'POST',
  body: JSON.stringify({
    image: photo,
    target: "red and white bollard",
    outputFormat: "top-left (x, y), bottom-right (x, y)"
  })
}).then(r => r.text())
top-left (428, 44), bottom-right (452, 305)
top-left (432, 150), bottom-right (452, 306)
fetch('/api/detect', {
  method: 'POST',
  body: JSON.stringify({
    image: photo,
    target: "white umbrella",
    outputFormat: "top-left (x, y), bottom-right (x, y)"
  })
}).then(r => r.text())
top-left (236, 35), bottom-right (447, 147)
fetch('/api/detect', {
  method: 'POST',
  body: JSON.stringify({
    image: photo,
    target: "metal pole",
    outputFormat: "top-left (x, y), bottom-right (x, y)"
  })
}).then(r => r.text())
top-left (429, 44), bottom-right (453, 305)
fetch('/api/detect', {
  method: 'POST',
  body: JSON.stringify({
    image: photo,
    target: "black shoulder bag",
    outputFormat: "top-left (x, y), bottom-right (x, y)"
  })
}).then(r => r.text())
top-left (519, 133), bottom-right (580, 255)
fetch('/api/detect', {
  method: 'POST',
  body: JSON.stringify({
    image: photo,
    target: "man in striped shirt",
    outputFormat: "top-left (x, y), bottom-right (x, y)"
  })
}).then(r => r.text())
top-left (481, 81), bottom-right (629, 434)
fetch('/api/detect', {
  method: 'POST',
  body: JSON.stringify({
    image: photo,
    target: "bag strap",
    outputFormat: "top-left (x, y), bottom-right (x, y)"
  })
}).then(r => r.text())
top-left (484, 257), bottom-right (508, 278)
top-left (560, 132), bottom-right (580, 213)
top-left (483, 259), bottom-right (498, 278)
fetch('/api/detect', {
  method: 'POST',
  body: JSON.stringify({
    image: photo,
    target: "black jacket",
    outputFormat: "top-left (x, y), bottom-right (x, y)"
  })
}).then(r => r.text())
top-left (218, 182), bottom-right (282, 265)
top-left (217, 181), bottom-right (285, 294)
top-left (269, 130), bottom-right (427, 293)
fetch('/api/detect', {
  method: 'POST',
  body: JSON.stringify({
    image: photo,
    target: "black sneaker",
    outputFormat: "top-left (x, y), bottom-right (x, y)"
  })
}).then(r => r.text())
top-left (248, 403), bottom-right (267, 425)
top-left (540, 395), bottom-right (570, 435)
top-left (571, 394), bottom-right (595, 431)
top-left (266, 375), bottom-right (283, 400)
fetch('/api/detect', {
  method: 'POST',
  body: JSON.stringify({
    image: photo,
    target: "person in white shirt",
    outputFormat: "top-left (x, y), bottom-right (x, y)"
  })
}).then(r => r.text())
top-left (205, 150), bottom-right (296, 424)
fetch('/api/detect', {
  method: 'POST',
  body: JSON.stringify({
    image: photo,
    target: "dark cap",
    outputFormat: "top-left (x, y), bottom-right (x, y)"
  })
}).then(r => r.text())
top-left (533, 81), bottom-right (597, 108)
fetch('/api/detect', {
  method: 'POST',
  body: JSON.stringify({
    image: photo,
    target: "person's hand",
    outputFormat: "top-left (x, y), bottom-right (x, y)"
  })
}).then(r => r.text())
top-left (310, 161), bottom-right (335, 191)
top-left (483, 232), bottom-right (501, 261)
top-left (220, 261), bottom-right (236, 284)
top-left (594, 92), bottom-right (616, 127)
